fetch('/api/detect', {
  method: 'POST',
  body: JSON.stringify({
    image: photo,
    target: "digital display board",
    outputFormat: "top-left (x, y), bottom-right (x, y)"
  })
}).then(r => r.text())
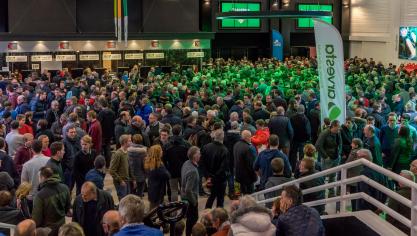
top-left (297, 4), bottom-right (333, 28)
top-left (399, 27), bottom-right (417, 60)
top-left (220, 2), bottom-right (261, 28)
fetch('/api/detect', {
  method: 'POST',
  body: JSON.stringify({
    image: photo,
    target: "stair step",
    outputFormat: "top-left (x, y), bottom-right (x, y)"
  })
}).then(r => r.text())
top-left (321, 210), bottom-right (407, 236)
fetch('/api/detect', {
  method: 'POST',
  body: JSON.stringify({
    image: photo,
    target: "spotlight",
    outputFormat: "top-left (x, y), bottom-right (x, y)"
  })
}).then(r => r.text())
top-left (272, 0), bottom-right (278, 7)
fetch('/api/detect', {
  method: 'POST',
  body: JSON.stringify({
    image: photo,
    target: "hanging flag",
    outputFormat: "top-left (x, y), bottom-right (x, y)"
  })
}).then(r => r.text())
top-left (114, 0), bottom-right (117, 37)
top-left (271, 29), bottom-right (284, 61)
top-left (118, 0), bottom-right (122, 42)
top-left (313, 19), bottom-right (346, 124)
top-left (123, 0), bottom-right (128, 46)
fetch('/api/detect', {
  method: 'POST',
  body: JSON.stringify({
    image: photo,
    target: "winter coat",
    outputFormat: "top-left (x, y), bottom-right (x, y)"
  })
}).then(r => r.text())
top-left (85, 169), bottom-right (105, 190)
top-left (299, 170), bottom-right (326, 214)
top-left (73, 188), bottom-right (115, 236)
top-left (275, 204), bottom-right (324, 236)
top-left (230, 205), bottom-right (276, 236)
top-left (268, 115), bottom-right (293, 147)
top-left (114, 119), bottom-right (130, 146)
top-left (147, 166), bottom-right (170, 205)
top-left (98, 108), bottom-right (116, 141)
top-left (114, 224), bottom-right (162, 236)
top-left (251, 128), bottom-right (270, 150)
top-left (127, 144), bottom-right (147, 182)
top-left (201, 141), bottom-right (229, 182)
top-left (63, 136), bottom-right (81, 171)
top-left (254, 149), bottom-right (292, 189)
top-left (224, 130), bottom-right (241, 174)
top-left (88, 119), bottom-right (102, 154)
top-left (160, 114), bottom-right (182, 127)
top-left (73, 150), bottom-right (96, 188)
top-left (135, 104), bottom-right (153, 125)
top-left (0, 151), bottom-right (19, 187)
top-left (32, 177), bottom-right (71, 235)
top-left (315, 129), bottom-right (342, 160)
top-left (252, 108), bottom-right (270, 122)
top-left (290, 113), bottom-right (311, 143)
top-left (163, 136), bottom-right (190, 179)
top-left (233, 140), bottom-right (257, 185)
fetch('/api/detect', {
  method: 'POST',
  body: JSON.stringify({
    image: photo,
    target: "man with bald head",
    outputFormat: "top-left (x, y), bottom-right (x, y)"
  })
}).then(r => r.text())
top-left (15, 219), bottom-right (36, 236)
top-left (102, 210), bottom-right (122, 236)
top-left (233, 130), bottom-right (257, 194)
top-left (72, 181), bottom-right (114, 236)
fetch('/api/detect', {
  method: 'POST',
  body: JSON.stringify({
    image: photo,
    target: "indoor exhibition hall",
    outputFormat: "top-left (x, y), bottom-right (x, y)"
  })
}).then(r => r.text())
top-left (0, 0), bottom-right (417, 236)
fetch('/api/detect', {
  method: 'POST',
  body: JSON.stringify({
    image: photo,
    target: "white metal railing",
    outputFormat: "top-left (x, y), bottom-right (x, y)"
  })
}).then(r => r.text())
top-left (252, 158), bottom-right (417, 236)
top-left (0, 222), bottom-right (15, 235)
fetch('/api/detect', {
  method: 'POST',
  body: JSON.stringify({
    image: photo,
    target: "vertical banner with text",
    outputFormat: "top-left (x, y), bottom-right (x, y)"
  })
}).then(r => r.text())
top-left (272, 30), bottom-right (284, 61)
top-left (314, 19), bottom-right (346, 124)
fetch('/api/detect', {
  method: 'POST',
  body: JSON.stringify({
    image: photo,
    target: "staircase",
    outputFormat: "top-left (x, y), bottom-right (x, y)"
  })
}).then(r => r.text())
top-left (252, 158), bottom-right (417, 236)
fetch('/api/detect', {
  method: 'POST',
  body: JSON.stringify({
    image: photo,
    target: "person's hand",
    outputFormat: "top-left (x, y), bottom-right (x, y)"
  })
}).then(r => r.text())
top-left (16, 198), bottom-right (21, 209)
top-left (280, 200), bottom-right (291, 213)
top-left (120, 181), bottom-right (126, 187)
top-left (132, 181), bottom-right (137, 189)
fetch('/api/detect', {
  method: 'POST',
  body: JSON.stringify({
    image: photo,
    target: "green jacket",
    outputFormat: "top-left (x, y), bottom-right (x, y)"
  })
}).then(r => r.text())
top-left (109, 148), bottom-right (131, 183)
top-left (32, 177), bottom-right (71, 234)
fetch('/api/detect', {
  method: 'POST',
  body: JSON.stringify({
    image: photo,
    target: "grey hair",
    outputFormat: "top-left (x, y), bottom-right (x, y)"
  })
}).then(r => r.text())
top-left (401, 170), bottom-right (416, 182)
top-left (212, 129), bottom-right (224, 143)
top-left (118, 194), bottom-right (145, 224)
top-left (239, 195), bottom-right (257, 209)
top-left (230, 112), bottom-right (238, 120)
top-left (357, 148), bottom-right (373, 162)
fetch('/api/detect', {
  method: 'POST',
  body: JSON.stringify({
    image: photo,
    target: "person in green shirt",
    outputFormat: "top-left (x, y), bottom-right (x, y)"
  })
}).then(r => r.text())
top-left (391, 126), bottom-right (413, 174)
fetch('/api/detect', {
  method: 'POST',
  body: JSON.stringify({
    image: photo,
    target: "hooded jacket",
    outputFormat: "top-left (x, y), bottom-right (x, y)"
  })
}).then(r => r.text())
top-left (230, 205), bottom-right (276, 236)
top-left (275, 204), bottom-right (324, 236)
top-left (127, 144), bottom-right (147, 182)
top-left (32, 177), bottom-right (71, 235)
top-left (254, 148), bottom-right (292, 189)
top-left (163, 136), bottom-right (190, 179)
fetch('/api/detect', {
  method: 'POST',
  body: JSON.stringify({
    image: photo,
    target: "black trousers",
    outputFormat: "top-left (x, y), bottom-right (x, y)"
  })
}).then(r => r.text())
top-left (205, 180), bottom-right (226, 209)
top-left (186, 203), bottom-right (198, 236)
top-left (240, 182), bottom-right (254, 195)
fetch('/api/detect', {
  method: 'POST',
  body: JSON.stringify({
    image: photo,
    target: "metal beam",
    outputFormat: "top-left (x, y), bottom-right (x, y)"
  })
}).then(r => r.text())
top-left (216, 10), bottom-right (333, 19)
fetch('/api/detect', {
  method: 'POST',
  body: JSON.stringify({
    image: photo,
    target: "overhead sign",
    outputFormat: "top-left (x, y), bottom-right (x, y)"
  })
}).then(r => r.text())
top-left (31, 55), bottom-right (53, 62)
top-left (187, 52), bottom-right (205, 58)
top-left (146, 53), bottom-right (165, 59)
top-left (6, 56), bottom-right (27, 62)
top-left (55, 55), bottom-right (76, 61)
top-left (314, 19), bottom-right (346, 124)
top-left (125, 53), bottom-right (144, 60)
top-left (32, 64), bottom-right (40, 70)
top-left (103, 54), bottom-right (122, 60)
top-left (79, 54), bottom-right (100, 61)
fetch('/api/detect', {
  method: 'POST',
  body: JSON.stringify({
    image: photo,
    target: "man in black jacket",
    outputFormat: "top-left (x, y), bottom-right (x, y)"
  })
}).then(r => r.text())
top-left (97, 99), bottom-right (116, 167)
top-left (289, 105), bottom-right (311, 170)
top-left (63, 125), bottom-right (81, 189)
top-left (252, 101), bottom-right (270, 122)
top-left (163, 125), bottom-right (191, 202)
top-left (0, 190), bottom-right (24, 235)
top-left (201, 129), bottom-right (229, 208)
top-left (233, 130), bottom-right (257, 194)
top-left (73, 181), bottom-right (115, 236)
top-left (0, 138), bottom-right (19, 188)
top-left (224, 121), bottom-right (241, 199)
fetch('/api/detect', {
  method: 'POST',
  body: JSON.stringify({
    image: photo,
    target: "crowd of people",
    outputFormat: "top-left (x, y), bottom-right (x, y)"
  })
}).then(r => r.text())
top-left (0, 56), bottom-right (415, 235)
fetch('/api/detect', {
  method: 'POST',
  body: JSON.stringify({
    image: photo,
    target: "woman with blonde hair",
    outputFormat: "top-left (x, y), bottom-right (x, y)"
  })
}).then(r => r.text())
top-left (294, 144), bottom-right (322, 178)
top-left (145, 145), bottom-right (170, 210)
top-left (16, 181), bottom-right (32, 218)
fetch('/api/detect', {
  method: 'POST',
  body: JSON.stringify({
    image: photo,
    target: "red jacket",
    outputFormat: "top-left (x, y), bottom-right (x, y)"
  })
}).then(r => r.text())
top-left (251, 128), bottom-right (270, 151)
top-left (18, 124), bottom-right (33, 135)
top-left (89, 119), bottom-right (102, 153)
top-left (14, 146), bottom-right (33, 175)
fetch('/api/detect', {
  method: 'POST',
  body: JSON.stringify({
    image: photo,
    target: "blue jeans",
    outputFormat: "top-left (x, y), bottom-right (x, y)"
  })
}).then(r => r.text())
top-left (114, 181), bottom-right (129, 201)
top-left (321, 157), bottom-right (340, 196)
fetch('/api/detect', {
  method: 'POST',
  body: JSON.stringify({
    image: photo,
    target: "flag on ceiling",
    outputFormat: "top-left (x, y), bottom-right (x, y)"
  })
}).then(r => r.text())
top-left (123, 0), bottom-right (128, 46)
top-left (118, 0), bottom-right (122, 42)
top-left (114, 0), bottom-right (117, 37)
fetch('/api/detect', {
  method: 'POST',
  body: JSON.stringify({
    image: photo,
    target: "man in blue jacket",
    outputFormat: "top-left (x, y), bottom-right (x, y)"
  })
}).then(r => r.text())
top-left (254, 134), bottom-right (292, 190)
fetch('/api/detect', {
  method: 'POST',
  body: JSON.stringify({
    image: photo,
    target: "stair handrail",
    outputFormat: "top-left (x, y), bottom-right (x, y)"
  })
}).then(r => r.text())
top-left (252, 158), bottom-right (417, 236)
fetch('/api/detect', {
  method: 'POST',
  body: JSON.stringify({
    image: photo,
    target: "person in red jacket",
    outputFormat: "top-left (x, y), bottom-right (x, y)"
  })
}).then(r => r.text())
top-left (87, 110), bottom-right (102, 154)
top-left (251, 119), bottom-right (270, 153)
top-left (17, 114), bottom-right (33, 135)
